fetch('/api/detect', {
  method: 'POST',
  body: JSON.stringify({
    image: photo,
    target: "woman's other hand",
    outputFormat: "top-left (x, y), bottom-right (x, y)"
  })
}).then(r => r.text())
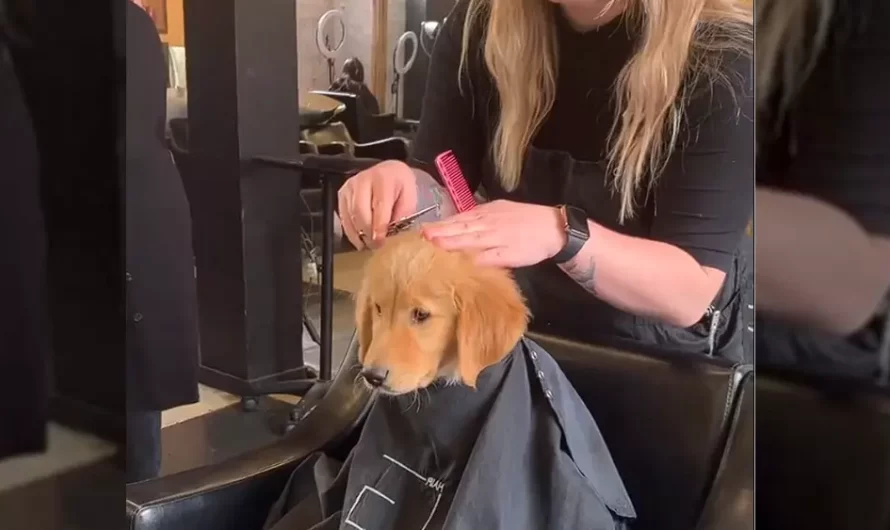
top-left (421, 200), bottom-right (567, 268)
top-left (338, 160), bottom-right (418, 250)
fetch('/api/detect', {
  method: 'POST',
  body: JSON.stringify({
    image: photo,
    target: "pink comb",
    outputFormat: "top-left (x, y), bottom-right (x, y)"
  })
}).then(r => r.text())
top-left (435, 150), bottom-right (477, 213)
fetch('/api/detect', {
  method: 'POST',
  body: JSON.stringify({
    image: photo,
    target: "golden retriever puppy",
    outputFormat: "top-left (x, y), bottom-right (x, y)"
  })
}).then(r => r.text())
top-left (355, 231), bottom-right (529, 395)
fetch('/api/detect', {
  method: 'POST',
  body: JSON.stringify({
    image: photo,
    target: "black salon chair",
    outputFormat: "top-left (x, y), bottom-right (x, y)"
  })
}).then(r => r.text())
top-left (695, 372), bottom-right (754, 530)
top-left (310, 90), bottom-right (395, 144)
top-left (126, 331), bottom-right (751, 530)
top-left (756, 368), bottom-right (890, 530)
top-left (126, 332), bottom-right (373, 530)
top-left (532, 334), bottom-right (751, 530)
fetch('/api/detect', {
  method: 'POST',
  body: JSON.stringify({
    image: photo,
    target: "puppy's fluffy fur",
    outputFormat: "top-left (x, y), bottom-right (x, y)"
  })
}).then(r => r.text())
top-left (356, 231), bottom-right (529, 395)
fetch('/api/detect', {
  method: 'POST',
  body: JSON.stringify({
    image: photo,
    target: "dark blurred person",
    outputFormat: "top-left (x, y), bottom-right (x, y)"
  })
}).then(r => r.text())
top-left (124, 0), bottom-right (200, 482)
top-left (0, 0), bottom-right (50, 460)
top-left (756, 0), bottom-right (890, 378)
top-left (329, 57), bottom-right (381, 115)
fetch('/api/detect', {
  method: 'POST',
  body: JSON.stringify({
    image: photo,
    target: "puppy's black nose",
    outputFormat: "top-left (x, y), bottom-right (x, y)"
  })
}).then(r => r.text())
top-left (361, 367), bottom-right (389, 388)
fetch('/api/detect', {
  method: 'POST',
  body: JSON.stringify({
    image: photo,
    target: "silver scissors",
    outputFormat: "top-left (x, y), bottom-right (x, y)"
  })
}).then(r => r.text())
top-left (385, 204), bottom-right (439, 236)
top-left (357, 204), bottom-right (439, 247)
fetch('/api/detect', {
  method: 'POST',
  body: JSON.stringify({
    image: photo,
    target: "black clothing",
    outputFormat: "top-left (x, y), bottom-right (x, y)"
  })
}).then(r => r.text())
top-left (412, 1), bottom-right (754, 359)
top-left (124, 1), bottom-right (199, 411)
top-left (0, 35), bottom-right (50, 459)
top-left (757, 0), bottom-right (890, 376)
top-left (757, 1), bottom-right (890, 238)
top-left (8, 0), bottom-right (126, 434)
top-left (264, 338), bottom-right (634, 530)
top-left (329, 77), bottom-right (381, 116)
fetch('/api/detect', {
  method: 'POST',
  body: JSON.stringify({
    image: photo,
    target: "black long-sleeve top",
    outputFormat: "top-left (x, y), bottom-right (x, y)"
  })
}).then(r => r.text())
top-left (757, 0), bottom-right (890, 376)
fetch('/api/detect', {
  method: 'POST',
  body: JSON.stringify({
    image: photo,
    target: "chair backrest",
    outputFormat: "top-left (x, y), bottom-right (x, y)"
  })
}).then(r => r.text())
top-left (756, 370), bottom-right (890, 530)
top-left (528, 332), bottom-right (750, 530)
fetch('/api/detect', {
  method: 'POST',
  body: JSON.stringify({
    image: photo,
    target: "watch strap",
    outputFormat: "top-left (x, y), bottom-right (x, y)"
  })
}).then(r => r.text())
top-left (552, 205), bottom-right (589, 264)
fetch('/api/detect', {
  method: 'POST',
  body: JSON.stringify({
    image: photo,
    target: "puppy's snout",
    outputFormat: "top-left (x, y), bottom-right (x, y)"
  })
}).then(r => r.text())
top-left (361, 367), bottom-right (389, 388)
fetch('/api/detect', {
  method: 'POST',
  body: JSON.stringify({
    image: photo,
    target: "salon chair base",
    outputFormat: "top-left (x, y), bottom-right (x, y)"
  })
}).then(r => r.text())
top-left (199, 365), bottom-right (320, 415)
top-left (282, 380), bottom-right (334, 434)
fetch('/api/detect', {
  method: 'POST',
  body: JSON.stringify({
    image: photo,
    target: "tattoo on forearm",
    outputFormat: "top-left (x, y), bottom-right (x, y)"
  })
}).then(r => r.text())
top-left (561, 254), bottom-right (599, 296)
top-left (414, 168), bottom-right (456, 222)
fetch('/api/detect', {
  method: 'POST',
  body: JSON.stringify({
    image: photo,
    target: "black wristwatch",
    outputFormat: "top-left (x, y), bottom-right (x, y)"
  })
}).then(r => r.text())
top-left (551, 205), bottom-right (590, 264)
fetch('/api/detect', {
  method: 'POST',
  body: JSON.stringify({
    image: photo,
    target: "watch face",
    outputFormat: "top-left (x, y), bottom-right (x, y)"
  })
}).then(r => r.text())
top-left (569, 226), bottom-right (587, 238)
top-left (565, 206), bottom-right (590, 238)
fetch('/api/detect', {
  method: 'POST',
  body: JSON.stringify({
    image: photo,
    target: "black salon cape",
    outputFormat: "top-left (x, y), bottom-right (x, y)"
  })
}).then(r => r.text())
top-left (264, 338), bottom-right (636, 530)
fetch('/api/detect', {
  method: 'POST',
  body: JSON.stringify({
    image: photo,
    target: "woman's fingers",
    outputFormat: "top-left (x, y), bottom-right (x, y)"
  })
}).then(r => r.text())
top-left (370, 173), bottom-right (397, 241)
top-left (337, 182), bottom-right (364, 250)
top-left (340, 206), bottom-right (364, 250)
top-left (426, 227), bottom-right (501, 251)
top-left (421, 215), bottom-right (486, 239)
top-left (350, 176), bottom-right (374, 238)
top-left (337, 161), bottom-right (418, 249)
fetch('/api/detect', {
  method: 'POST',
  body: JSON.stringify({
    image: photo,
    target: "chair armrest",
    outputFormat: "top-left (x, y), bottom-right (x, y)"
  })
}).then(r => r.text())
top-left (354, 137), bottom-right (410, 161)
top-left (127, 335), bottom-right (373, 530)
top-left (393, 118), bottom-right (419, 132)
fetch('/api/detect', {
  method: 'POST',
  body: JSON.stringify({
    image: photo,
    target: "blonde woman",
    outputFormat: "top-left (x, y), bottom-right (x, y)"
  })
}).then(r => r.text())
top-left (339, 0), bottom-right (753, 360)
top-left (757, 0), bottom-right (890, 377)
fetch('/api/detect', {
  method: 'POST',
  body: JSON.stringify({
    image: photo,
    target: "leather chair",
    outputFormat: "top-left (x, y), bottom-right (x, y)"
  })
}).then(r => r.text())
top-left (756, 369), bottom-right (890, 530)
top-left (310, 90), bottom-right (395, 144)
top-left (126, 333), bottom-right (373, 530)
top-left (126, 333), bottom-right (751, 530)
top-left (695, 372), bottom-right (754, 530)
top-left (532, 334), bottom-right (751, 530)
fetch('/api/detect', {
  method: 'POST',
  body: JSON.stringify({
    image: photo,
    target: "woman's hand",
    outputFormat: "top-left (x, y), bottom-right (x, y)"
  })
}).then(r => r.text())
top-left (338, 160), bottom-right (419, 250)
top-left (421, 200), bottom-right (567, 268)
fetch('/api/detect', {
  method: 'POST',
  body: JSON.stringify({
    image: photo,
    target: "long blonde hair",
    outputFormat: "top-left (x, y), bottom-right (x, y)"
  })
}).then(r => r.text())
top-left (459, 0), bottom-right (752, 222)
top-left (756, 0), bottom-right (834, 116)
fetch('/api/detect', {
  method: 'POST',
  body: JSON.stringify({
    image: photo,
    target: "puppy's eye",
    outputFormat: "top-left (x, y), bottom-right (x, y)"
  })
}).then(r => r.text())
top-left (411, 308), bottom-right (431, 323)
top-left (375, 303), bottom-right (382, 315)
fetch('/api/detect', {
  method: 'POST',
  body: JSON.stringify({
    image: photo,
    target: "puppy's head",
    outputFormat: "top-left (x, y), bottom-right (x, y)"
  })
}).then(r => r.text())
top-left (355, 231), bottom-right (529, 395)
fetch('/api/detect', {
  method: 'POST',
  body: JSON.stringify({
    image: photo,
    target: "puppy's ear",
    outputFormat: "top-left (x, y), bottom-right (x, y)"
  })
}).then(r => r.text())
top-left (354, 276), bottom-right (374, 360)
top-left (455, 269), bottom-right (529, 388)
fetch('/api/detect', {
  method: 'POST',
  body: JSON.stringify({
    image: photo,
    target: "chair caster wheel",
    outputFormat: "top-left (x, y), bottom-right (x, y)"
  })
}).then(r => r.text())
top-left (242, 396), bottom-right (259, 412)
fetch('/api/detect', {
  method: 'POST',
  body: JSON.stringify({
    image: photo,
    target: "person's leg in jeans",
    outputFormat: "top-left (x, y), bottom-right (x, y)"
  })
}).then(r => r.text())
top-left (126, 409), bottom-right (162, 483)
